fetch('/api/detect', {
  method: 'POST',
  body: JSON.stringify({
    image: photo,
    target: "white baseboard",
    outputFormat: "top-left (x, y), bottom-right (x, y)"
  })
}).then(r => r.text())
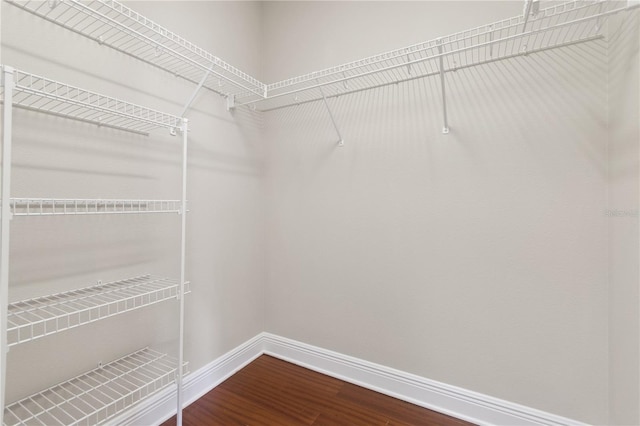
top-left (112, 332), bottom-right (587, 426)
top-left (261, 333), bottom-right (587, 426)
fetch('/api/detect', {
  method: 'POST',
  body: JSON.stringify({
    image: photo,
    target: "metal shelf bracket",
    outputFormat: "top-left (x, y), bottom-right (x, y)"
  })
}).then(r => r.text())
top-left (436, 40), bottom-right (450, 135)
top-left (180, 63), bottom-right (215, 118)
top-left (318, 83), bottom-right (344, 147)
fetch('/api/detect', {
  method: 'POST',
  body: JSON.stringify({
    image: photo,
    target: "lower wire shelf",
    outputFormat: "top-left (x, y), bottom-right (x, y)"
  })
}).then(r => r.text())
top-left (3, 348), bottom-right (188, 426)
top-left (8, 275), bottom-right (190, 346)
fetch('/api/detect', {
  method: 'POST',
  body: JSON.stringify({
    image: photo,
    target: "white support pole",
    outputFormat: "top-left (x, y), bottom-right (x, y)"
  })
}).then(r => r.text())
top-left (0, 66), bottom-right (15, 426)
top-left (176, 118), bottom-right (188, 426)
top-left (436, 40), bottom-right (450, 134)
top-left (318, 84), bottom-right (344, 147)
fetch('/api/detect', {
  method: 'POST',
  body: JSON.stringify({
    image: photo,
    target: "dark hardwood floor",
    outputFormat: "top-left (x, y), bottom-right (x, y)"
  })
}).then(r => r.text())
top-left (161, 355), bottom-right (474, 426)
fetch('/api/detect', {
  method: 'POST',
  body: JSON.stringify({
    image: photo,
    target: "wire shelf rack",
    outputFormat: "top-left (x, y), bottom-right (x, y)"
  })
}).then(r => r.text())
top-left (3, 347), bottom-right (188, 426)
top-left (241, 0), bottom-right (626, 111)
top-left (4, 0), bottom-right (266, 103)
top-left (9, 198), bottom-right (183, 216)
top-left (7, 275), bottom-right (190, 346)
top-left (0, 67), bottom-right (183, 135)
top-left (6, 0), bottom-right (637, 114)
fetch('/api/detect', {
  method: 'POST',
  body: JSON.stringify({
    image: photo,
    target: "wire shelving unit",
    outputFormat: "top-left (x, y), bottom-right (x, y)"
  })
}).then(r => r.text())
top-left (1, 67), bottom-right (183, 135)
top-left (245, 0), bottom-right (626, 113)
top-left (1, 65), bottom-right (190, 426)
top-left (4, 0), bottom-right (266, 104)
top-left (4, 0), bottom-right (638, 131)
top-left (7, 275), bottom-right (190, 346)
top-left (3, 0), bottom-right (640, 424)
top-left (9, 199), bottom-right (182, 216)
top-left (2, 348), bottom-right (188, 426)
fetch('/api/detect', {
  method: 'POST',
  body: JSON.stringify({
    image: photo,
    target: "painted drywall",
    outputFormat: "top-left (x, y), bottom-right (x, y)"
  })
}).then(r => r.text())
top-left (0, 0), bottom-right (266, 404)
top-left (608, 9), bottom-right (640, 425)
top-left (262, 2), bottom-right (610, 423)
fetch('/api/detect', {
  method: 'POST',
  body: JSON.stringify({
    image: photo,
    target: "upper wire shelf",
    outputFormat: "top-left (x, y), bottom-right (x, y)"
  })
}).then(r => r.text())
top-left (7, 274), bottom-right (190, 346)
top-left (4, 0), bottom-right (266, 103)
top-left (6, 0), bottom-right (637, 115)
top-left (9, 198), bottom-right (182, 216)
top-left (0, 66), bottom-right (183, 135)
top-left (244, 0), bottom-right (629, 111)
top-left (3, 347), bottom-right (188, 426)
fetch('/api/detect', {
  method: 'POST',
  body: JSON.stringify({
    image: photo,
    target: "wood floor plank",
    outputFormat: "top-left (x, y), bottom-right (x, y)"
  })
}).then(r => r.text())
top-left (161, 355), bottom-right (475, 426)
top-left (336, 382), bottom-right (471, 426)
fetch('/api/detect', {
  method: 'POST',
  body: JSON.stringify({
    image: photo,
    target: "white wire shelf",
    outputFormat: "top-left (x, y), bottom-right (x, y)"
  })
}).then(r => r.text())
top-left (9, 198), bottom-right (182, 216)
top-left (242, 0), bottom-right (630, 111)
top-left (3, 347), bottom-right (188, 426)
top-left (7, 275), bottom-right (190, 346)
top-left (4, 0), bottom-right (266, 103)
top-left (0, 67), bottom-right (183, 135)
top-left (7, 0), bottom-right (637, 114)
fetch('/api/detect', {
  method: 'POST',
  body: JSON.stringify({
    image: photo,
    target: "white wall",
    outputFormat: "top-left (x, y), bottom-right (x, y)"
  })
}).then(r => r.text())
top-left (262, 2), bottom-right (610, 424)
top-left (3, 1), bottom-right (639, 425)
top-left (608, 8), bottom-right (640, 425)
top-left (1, 0), bottom-right (266, 404)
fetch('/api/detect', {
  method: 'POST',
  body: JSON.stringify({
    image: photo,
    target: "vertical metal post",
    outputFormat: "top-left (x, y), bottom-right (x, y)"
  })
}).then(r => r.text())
top-left (176, 118), bottom-right (188, 426)
top-left (0, 66), bottom-right (15, 426)
top-left (436, 40), bottom-right (450, 134)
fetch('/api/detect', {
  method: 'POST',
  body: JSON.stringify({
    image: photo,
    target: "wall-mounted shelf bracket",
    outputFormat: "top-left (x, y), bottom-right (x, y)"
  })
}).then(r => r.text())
top-left (318, 84), bottom-right (344, 147)
top-left (227, 94), bottom-right (235, 111)
top-left (522, 0), bottom-right (540, 33)
top-left (180, 63), bottom-right (214, 118)
top-left (436, 40), bottom-right (449, 134)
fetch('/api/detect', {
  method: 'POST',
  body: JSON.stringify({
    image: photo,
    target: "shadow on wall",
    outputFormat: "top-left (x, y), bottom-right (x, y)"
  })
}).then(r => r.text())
top-left (609, 10), bottom-right (640, 182)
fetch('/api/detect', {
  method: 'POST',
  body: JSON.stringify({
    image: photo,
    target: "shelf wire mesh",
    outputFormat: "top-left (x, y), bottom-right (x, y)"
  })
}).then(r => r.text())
top-left (5, 0), bottom-right (635, 112)
top-left (7, 275), bottom-right (190, 346)
top-left (4, 0), bottom-right (266, 103)
top-left (1, 68), bottom-right (184, 134)
top-left (249, 0), bottom-right (621, 110)
top-left (9, 199), bottom-right (183, 216)
top-left (3, 348), bottom-right (188, 426)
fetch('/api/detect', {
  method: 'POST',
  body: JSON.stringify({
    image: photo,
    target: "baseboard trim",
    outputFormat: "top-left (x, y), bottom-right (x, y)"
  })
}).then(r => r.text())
top-left (109, 334), bottom-right (264, 426)
top-left (261, 333), bottom-right (587, 426)
top-left (112, 332), bottom-right (588, 426)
